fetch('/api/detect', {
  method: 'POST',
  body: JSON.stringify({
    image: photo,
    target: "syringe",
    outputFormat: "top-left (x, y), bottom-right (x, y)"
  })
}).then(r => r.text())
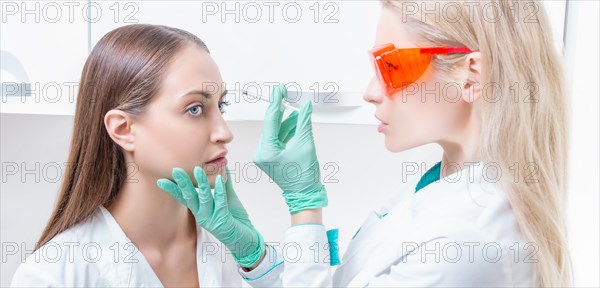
top-left (242, 90), bottom-right (300, 112)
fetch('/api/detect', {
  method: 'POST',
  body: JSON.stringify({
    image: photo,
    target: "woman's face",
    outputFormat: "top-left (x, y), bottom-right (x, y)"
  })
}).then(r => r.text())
top-left (363, 8), bottom-right (473, 153)
top-left (133, 44), bottom-right (233, 187)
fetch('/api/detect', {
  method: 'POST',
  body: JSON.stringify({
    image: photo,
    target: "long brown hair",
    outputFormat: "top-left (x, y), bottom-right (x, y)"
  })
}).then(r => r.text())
top-left (36, 24), bottom-right (209, 250)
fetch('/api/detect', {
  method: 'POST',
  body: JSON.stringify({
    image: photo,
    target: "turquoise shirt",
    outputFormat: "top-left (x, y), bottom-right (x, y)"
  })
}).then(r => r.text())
top-left (415, 161), bottom-right (442, 193)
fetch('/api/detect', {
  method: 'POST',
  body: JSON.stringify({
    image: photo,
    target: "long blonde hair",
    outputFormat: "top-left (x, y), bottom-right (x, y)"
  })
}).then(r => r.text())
top-left (381, 0), bottom-right (571, 286)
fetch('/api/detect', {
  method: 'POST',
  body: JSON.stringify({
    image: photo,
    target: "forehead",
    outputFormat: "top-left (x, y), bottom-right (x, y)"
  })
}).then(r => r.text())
top-left (375, 7), bottom-right (420, 49)
top-left (158, 45), bottom-right (224, 100)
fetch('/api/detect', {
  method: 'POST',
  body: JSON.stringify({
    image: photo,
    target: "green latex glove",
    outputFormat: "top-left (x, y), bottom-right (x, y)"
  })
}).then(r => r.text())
top-left (253, 84), bottom-right (328, 214)
top-left (156, 166), bottom-right (265, 267)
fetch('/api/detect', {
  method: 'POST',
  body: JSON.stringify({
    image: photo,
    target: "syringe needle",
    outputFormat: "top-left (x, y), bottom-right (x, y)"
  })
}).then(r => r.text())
top-left (242, 90), bottom-right (300, 112)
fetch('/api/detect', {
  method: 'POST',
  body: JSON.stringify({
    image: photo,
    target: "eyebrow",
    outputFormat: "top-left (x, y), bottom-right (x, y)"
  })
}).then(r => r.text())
top-left (180, 89), bottom-right (228, 100)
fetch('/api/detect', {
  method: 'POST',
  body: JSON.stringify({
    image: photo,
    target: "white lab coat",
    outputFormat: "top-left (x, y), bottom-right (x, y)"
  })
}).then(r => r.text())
top-left (12, 161), bottom-right (535, 287)
top-left (240, 161), bottom-right (536, 287)
top-left (10, 206), bottom-right (244, 287)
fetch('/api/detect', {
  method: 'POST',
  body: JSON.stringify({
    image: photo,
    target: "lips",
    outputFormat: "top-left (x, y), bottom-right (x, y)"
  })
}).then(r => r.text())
top-left (375, 114), bottom-right (389, 133)
top-left (206, 150), bottom-right (228, 164)
top-left (375, 114), bottom-right (388, 125)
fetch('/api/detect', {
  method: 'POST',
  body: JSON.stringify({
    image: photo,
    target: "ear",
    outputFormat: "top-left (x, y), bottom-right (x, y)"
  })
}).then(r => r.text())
top-left (462, 51), bottom-right (482, 103)
top-left (104, 109), bottom-right (135, 152)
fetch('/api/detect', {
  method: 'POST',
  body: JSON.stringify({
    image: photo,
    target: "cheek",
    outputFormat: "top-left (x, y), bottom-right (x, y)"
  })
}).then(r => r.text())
top-left (134, 117), bottom-right (210, 179)
top-left (382, 78), bottom-right (468, 151)
top-left (382, 95), bottom-right (433, 151)
top-left (424, 79), bottom-right (471, 134)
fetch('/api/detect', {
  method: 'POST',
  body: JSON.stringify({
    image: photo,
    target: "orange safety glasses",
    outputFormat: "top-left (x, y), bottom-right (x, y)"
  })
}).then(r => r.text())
top-left (369, 43), bottom-right (474, 96)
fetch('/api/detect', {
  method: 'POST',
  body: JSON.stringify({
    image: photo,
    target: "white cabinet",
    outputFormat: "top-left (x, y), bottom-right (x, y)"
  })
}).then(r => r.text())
top-left (1, 1), bottom-right (89, 115)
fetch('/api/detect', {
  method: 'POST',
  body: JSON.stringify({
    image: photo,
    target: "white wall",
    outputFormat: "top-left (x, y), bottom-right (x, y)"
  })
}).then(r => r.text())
top-left (0, 113), bottom-right (442, 286)
top-left (564, 0), bottom-right (600, 286)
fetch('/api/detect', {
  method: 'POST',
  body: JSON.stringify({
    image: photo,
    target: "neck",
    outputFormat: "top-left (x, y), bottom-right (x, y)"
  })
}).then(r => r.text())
top-left (106, 164), bottom-right (197, 250)
top-left (437, 106), bottom-right (482, 178)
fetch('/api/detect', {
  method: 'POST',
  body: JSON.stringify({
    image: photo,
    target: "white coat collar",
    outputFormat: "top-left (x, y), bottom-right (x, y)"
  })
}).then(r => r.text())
top-left (337, 161), bottom-right (496, 286)
top-left (98, 206), bottom-right (224, 287)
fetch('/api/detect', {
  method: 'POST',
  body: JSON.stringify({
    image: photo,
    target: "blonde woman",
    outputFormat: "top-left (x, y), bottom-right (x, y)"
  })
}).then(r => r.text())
top-left (162, 0), bottom-right (571, 286)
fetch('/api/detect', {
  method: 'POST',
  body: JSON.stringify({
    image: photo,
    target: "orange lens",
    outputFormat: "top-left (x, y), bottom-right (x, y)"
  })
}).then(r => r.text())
top-left (370, 44), bottom-right (474, 97)
top-left (370, 44), bottom-right (432, 96)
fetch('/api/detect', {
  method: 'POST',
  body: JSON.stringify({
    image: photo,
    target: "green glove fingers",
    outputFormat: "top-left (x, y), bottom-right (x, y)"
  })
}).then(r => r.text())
top-left (212, 174), bottom-right (265, 267)
top-left (193, 166), bottom-right (211, 193)
top-left (192, 167), bottom-right (214, 220)
top-left (212, 175), bottom-right (229, 217)
top-left (254, 84), bottom-right (328, 214)
top-left (263, 85), bottom-right (286, 143)
top-left (156, 178), bottom-right (186, 206)
top-left (172, 168), bottom-right (200, 215)
top-left (224, 167), bottom-right (251, 226)
top-left (157, 166), bottom-right (265, 268)
top-left (279, 110), bottom-right (299, 144)
top-left (292, 100), bottom-right (314, 147)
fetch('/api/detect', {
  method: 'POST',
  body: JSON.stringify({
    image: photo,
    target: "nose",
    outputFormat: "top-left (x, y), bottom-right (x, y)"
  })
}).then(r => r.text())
top-left (363, 77), bottom-right (384, 104)
top-left (210, 114), bottom-right (234, 144)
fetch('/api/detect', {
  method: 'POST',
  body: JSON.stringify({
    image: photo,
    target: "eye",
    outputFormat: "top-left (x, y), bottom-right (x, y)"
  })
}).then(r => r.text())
top-left (219, 100), bottom-right (230, 114)
top-left (186, 104), bottom-right (203, 117)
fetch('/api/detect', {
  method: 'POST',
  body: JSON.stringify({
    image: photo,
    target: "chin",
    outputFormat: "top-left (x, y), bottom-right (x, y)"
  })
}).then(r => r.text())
top-left (384, 141), bottom-right (402, 153)
top-left (384, 137), bottom-right (420, 153)
top-left (384, 135), bottom-right (402, 152)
